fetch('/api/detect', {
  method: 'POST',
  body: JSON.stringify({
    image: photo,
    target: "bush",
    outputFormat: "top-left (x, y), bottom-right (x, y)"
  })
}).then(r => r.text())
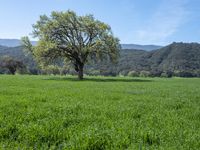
top-left (194, 70), bottom-right (200, 77)
top-left (139, 71), bottom-right (150, 77)
top-left (174, 70), bottom-right (195, 77)
top-left (161, 71), bottom-right (173, 78)
top-left (42, 65), bottom-right (61, 75)
top-left (28, 68), bottom-right (39, 75)
top-left (150, 70), bottom-right (162, 77)
top-left (15, 67), bottom-right (28, 75)
top-left (127, 71), bottom-right (139, 77)
top-left (119, 70), bottom-right (129, 76)
top-left (85, 69), bottom-right (100, 76)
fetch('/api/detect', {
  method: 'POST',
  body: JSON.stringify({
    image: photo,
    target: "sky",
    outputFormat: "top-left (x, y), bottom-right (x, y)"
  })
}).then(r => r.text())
top-left (0, 0), bottom-right (200, 45)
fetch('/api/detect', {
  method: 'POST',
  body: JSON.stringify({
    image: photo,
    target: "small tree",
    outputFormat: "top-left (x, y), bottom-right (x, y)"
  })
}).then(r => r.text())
top-left (0, 56), bottom-right (25, 75)
top-left (22, 10), bottom-right (120, 79)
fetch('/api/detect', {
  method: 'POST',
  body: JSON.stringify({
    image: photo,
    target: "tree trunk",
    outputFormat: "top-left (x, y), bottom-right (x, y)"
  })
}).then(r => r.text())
top-left (78, 64), bottom-right (84, 80)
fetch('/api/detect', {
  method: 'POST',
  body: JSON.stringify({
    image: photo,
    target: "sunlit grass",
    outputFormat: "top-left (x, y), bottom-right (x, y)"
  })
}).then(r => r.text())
top-left (0, 75), bottom-right (199, 149)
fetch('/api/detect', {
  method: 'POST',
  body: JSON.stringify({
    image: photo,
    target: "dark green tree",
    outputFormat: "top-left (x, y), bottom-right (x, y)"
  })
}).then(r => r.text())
top-left (22, 10), bottom-right (120, 79)
top-left (0, 56), bottom-right (25, 75)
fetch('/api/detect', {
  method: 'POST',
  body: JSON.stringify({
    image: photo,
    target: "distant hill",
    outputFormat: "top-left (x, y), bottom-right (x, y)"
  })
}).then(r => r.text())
top-left (0, 42), bottom-right (200, 77)
top-left (121, 44), bottom-right (163, 51)
top-left (0, 45), bottom-right (8, 50)
top-left (147, 42), bottom-right (200, 73)
top-left (0, 39), bottom-right (162, 51)
top-left (0, 39), bottom-right (37, 47)
top-left (0, 45), bottom-right (23, 56)
top-left (89, 42), bottom-right (200, 77)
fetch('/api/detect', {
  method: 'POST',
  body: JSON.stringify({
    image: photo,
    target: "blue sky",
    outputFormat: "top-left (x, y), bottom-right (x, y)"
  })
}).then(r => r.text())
top-left (0, 0), bottom-right (199, 45)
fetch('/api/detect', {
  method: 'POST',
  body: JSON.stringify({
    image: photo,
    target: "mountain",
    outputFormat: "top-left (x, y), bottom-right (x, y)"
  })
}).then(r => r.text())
top-left (89, 42), bottom-right (200, 77)
top-left (0, 42), bottom-right (200, 77)
top-left (0, 39), bottom-right (37, 47)
top-left (147, 42), bottom-right (200, 73)
top-left (0, 45), bottom-right (25, 58)
top-left (0, 45), bottom-right (8, 50)
top-left (121, 44), bottom-right (163, 51)
top-left (0, 39), bottom-right (162, 51)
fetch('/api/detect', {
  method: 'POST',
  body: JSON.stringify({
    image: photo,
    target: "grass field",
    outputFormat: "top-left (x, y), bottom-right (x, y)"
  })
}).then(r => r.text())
top-left (0, 75), bottom-right (199, 149)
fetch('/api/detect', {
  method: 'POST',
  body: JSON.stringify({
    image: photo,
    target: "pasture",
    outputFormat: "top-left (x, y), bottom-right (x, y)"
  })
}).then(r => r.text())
top-left (0, 75), bottom-right (199, 149)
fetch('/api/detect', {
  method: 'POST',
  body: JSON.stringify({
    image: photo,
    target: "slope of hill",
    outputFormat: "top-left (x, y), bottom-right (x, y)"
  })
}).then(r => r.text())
top-left (89, 42), bottom-right (200, 77)
top-left (0, 45), bottom-right (8, 50)
top-left (0, 45), bottom-right (24, 57)
top-left (0, 39), bottom-right (37, 47)
top-left (148, 42), bottom-right (200, 69)
top-left (0, 39), bottom-right (162, 51)
top-left (0, 45), bottom-right (38, 74)
top-left (0, 42), bottom-right (200, 77)
top-left (121, 44), bottom-right (163, 51)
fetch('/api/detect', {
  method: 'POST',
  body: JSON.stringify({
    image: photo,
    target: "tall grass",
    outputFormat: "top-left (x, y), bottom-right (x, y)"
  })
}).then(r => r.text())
top-left (0, 75), bottom-right (199, 149)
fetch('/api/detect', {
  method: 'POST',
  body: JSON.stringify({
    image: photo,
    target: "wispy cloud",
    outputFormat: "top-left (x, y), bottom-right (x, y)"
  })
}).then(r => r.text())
top-left (133, 0), bottom-right (189, 45)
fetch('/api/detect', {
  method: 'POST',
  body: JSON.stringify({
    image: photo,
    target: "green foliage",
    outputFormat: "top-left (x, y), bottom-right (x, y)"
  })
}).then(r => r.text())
top-left (22, 10), bottom-right (120, 79)
top-left (0, 56), bottom-right (26, 74)
top-left (21, 36), bottom-right (33, 55)
top-left (2, 42), bottom-right (200, 77)
top-left (89, 42), bottom-right (200, 77)
top-left (0, 46), bottom-right (38, 74)
top-left (139, 71), bottom-right (150, 77)
top-left (0, 75), bottom-right (199, 149)
top-left (161, 72), bottom-right (170, 78)
top-left (127, 70), bottom-right (139, 77)
top-left (41, 65), bottom-right (61, 75)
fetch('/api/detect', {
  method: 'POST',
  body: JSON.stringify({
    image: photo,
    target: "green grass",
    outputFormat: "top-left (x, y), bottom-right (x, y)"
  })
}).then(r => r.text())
top-left (0, 75), bottom-right (199, 149)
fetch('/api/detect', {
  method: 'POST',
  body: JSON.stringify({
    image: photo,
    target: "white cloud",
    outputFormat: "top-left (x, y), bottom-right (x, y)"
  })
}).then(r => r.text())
top-left (133, 0), bottom-right (189, 45)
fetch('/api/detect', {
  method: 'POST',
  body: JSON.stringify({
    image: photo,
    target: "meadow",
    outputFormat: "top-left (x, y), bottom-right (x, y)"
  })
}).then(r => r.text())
top-left (0, 75), bottom-right (199, 149)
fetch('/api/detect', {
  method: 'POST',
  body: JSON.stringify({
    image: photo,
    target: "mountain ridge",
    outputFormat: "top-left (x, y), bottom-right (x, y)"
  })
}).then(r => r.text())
top-left (0, 39), bottom-right (37, 47)
top-left (0, 42), bottom-right (200, 77)
top-left (121, 44), bottom-right (163, 51)
top-left (0, 38), bottom-right (162, 51)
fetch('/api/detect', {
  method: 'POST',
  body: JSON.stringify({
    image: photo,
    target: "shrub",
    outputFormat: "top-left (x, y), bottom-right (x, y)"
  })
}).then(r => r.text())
top-left (150, 70), bottom-right (162, 77)
top-left (174, 70), bottom-right (195, 77)
top-left (119, 70), bottom-right (129, 76)
top-left (127, 71), bottom-right (139, 77)
top-left (42, 65), bottom-right (61, 75)
top-left (139, 71), bottom-right (150, 77)
top-left (161, 71), bottom-right (173, 78)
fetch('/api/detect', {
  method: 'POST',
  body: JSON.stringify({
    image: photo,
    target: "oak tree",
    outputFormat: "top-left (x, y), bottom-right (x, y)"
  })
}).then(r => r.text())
top-left (22, 10), bottom-right (120, 79)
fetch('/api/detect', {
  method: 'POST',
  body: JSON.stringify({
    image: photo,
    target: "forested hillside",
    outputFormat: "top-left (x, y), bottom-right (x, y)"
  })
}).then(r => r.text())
top-left (147, 42), bottom-right (200, 76)
top-left (0, 42), bottom-right (200, 77)
top-left (0, 46), bottom-right (38, 74)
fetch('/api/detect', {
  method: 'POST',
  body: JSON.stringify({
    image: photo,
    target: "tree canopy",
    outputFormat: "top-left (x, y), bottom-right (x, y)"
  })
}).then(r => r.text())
top-left (22, 10), bottom-right (120, 79)
top-left (0, 56), bottom-right (25, 75)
